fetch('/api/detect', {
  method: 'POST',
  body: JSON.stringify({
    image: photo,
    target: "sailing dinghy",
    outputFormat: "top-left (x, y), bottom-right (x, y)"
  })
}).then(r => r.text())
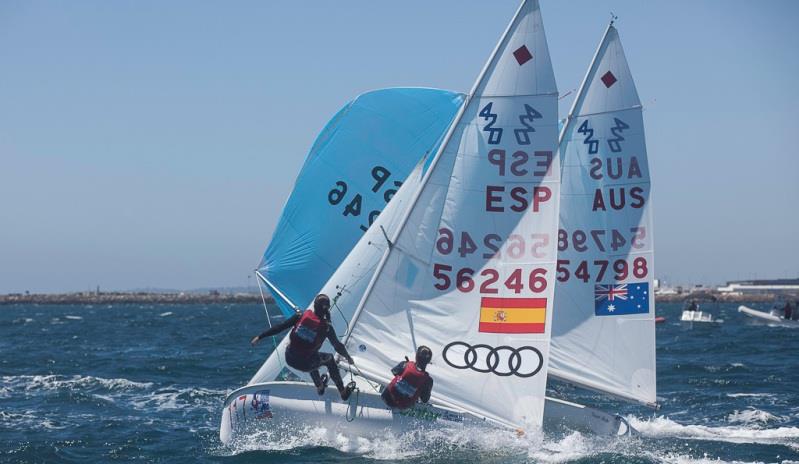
top-left (221, 1), bottom-right (645, 444)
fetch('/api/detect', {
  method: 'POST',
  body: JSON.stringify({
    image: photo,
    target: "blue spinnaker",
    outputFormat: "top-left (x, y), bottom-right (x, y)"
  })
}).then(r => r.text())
top-left (258, 88), bottom-right (463, 316)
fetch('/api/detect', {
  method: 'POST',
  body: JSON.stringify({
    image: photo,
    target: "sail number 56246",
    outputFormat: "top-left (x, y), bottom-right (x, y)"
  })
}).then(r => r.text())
top-left (431, 265), bottom-right (547, 294)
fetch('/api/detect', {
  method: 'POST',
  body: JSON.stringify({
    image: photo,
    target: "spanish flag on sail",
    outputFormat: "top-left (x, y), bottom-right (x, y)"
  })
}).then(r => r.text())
top-left (479, 297), bottom-right (546, 334)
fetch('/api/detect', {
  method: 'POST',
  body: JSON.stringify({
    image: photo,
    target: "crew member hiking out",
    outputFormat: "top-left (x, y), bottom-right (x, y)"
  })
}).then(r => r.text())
top-left (251, 294), bottom-right (356, 401)
top-left (381, 345), bottom-right (434, 410)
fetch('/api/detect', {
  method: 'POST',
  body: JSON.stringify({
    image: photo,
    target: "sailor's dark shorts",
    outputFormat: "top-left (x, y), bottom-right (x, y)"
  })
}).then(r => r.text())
top-left (285, 348), bottom-right (334, 372)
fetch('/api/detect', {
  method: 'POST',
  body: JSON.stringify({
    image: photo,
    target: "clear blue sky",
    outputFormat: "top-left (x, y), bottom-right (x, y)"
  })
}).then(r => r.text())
top-left (1, 1), bottom-right (797, 293)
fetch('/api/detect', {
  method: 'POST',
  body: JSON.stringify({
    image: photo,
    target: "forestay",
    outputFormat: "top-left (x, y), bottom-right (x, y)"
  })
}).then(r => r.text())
top-left (258, 88), bottom-right (464, 316)
top-left (549, 25), bottom-right (656, 406)
top-left (344, 0), bottom-right (560, 429)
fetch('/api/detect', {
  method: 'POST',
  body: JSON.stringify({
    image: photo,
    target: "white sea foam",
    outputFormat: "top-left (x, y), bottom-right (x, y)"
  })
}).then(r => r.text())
top-left (726, 393), bottom-right (776, 399)
top-left (1, 374), bottom-right (154, 393)
top-left (220, 421), bottom-right (652, 463)
top-left (64, 315), bottom-right (83, 320)
top-left (629, 415), bottom-right (799, 445)
top-left (159, 311), bottom-right (173, 317)
top-left (0, 410), bottom-right (67, 431)
top-left (645, 450), bottom-right (766, 464)
top-left (221, 423), bottom-right (529, 461)
top-left (129, 386), bottom-right (224, 413)
top-left (727, 408), bottom-right (783, 425)
top-left (217, 414), bottom-right (799, 463)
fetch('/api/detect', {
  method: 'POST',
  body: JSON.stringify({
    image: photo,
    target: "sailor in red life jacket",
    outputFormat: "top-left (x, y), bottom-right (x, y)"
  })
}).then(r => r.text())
top-left (381, 346), bottom-right (434, 410)
top-left (251, 294), bottom-right (356, 401)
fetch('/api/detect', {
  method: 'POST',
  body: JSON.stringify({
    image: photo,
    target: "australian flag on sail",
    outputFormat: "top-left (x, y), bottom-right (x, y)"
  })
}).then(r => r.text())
top-left (594, 282), bottom-right (650, 316)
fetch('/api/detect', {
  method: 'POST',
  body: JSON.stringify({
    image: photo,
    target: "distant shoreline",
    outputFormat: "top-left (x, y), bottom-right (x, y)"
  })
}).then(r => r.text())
top-left (0, 291), bottom-right (271, 306)
top-left (0, 291), bottom-right (785, 306)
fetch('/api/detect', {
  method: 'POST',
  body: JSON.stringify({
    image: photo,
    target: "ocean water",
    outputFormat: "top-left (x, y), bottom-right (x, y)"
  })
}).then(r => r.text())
top-left (0, 301), bottom-right (797, 463)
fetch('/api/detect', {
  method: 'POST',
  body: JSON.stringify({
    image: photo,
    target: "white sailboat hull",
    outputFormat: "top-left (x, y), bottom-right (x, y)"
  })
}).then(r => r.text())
top-left (680, 310), bottom-right (714, 322)
top-left (738, 305), bottom-right (799, 326)
top-left (219, 381), bottom-right (633, 444)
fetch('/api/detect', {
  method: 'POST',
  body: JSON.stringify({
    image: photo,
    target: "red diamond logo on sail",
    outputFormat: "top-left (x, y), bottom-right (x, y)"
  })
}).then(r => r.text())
top-left (601, 71), bottom-right (617, 88)
top-left (513, 45), bottom-right (533, 65)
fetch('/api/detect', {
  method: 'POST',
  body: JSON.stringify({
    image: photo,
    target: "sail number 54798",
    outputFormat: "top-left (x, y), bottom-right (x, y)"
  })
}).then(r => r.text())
top-left (431, 265), bottom-right (548, 294)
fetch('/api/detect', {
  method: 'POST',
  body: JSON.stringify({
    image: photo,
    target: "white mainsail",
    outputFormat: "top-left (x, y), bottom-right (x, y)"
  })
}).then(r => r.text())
top-left (343, 0), bottom-right (560, 429)
top-left (549, 24), bottom-right (656, 406)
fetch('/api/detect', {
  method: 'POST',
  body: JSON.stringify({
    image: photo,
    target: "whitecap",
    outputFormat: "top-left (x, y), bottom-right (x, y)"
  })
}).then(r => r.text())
top-left (727, 408), bottom-right (783, 425)
top-left (1, 374), bottom-right (154, 393)
top-left (129, 386), bottom-right (226, 413)
top-left (726, 393), bottom-right (775, 399)
top-left (219, 423), bottom-right (530, 461)
top-left (64, 315), bottom-right (83, 320)
top-left (629, 415), bottom-right (799, 445)
top-left (646, 450), bottom-right (767, 464)
top-left (0, 410), bottom-right (67, 431)
top-left (159, 312), bottom-right (173, 317)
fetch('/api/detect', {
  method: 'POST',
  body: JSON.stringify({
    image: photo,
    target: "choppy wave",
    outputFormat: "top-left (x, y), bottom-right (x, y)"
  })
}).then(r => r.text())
top-left (1, 374), bottom-right (154, 393)
top-left (630, 415), bottom-right (799, 445)
top-left (727, 408), bottom-right (784, 425)
top-left (218, 419), bottom-right (794, 463)
top-left (3, 301), bottom-right (798, 463)
top-left (129, 386), bottom-right (224, 413)
top-left (220, 424), bottom-right (537, 462)
top-left (0, 410), bottom-right (67, 431)
top-left (726, 393), bottom-right (776, 399)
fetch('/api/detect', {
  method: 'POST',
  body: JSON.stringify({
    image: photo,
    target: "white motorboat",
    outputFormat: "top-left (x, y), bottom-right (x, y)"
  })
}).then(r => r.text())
top-left (680, 310), bottom-right (714, 323)
top-left (738, 305), bottom-right (799, 326)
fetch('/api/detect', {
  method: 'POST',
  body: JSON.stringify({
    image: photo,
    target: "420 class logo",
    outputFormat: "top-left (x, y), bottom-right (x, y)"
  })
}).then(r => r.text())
top-left (442, 341), bottom-right (543, 378)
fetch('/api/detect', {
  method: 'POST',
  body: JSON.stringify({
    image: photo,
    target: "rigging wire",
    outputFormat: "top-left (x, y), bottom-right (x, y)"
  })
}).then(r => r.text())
top-left (255, 270), bottom-right (284, 369)
top-left (329, 241), bottom-right (384, 332)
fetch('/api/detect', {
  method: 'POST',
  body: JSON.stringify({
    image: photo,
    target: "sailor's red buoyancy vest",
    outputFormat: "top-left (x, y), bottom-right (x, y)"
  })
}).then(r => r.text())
top-left (288, 310), bottom-right (328, 357)
top-left (386, 361), bottom-right (429, 410)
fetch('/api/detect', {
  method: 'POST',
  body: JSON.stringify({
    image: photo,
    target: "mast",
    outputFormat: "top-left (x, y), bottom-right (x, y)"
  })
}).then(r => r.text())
top-left (341, 0), bottom-right (560, 429)
top-left (343, 0), bottom-right (531, 347)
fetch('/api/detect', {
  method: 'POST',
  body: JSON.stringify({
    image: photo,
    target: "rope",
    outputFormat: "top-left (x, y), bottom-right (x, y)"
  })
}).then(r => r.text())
top-left (347, 361), bottom-right (382, 395)
top-left (345, 388), bottom-right (359, 422)
top-left (331, 287), bottom-right (351, 329)
top-left (329, 238), bottom-right (384, 331)
top-left (255, 270), bottom-right (283, 369)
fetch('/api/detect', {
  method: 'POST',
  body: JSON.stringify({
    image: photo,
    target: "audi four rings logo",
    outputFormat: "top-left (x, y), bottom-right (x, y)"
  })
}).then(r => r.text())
top-left (442, 341), bottom-right (544, 378)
